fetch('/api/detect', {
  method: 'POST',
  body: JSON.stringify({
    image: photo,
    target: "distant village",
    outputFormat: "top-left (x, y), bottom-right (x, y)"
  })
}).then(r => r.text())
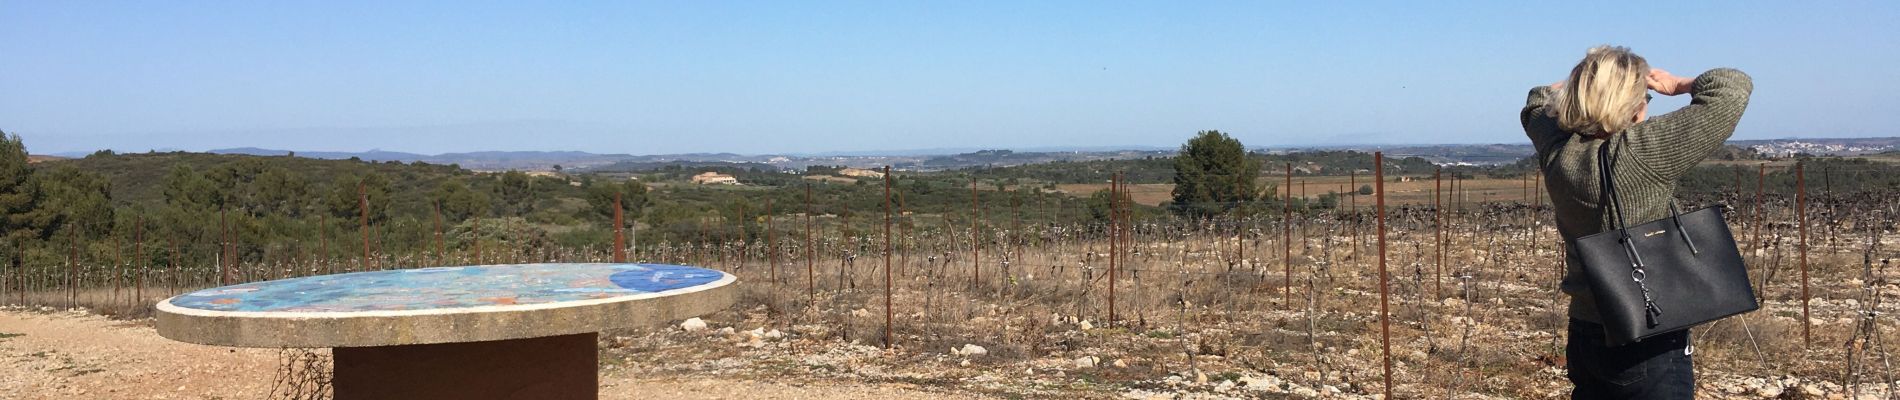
top-left (1749, 140), bottom-right (1896, 158)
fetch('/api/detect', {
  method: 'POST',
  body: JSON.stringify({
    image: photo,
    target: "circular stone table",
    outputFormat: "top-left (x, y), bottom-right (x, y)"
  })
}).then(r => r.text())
top-left (155, 263), bottom-right (736, 400)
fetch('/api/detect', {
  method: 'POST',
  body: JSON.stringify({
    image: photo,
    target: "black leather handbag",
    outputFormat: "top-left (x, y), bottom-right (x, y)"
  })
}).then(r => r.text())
top-left (1573, 140), bottom-right (1758, 347)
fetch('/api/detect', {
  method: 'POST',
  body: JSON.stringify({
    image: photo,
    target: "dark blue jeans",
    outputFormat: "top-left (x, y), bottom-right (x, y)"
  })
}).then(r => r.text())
top-left (1566, 319), bottom-right (1694, 399)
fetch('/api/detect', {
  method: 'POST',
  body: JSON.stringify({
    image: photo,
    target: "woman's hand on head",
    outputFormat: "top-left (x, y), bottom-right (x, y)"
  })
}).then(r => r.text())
top-left (1646, 68), bottom-right (1695, 96)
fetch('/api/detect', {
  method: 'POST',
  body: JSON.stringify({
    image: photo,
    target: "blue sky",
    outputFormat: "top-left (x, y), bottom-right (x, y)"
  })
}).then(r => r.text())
top-left (3, 1), bottom-right (1896, 155)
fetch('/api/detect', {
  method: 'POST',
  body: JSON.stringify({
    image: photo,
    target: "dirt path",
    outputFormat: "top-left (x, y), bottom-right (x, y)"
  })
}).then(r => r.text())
top-left (0, 308), bottom-right (987, 400)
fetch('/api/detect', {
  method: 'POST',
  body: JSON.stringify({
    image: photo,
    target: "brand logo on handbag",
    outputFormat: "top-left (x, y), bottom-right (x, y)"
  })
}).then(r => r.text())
top-left (1645, 230), bottom-right (1667, 237)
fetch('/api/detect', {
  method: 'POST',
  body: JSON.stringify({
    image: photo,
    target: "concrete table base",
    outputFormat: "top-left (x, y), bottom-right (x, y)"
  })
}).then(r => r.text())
top-left (334, 333), bottom-right (597, 400)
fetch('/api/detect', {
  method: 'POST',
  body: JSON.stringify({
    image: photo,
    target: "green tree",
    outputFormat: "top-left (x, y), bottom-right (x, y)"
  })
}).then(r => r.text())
top-left (433, 178), bottom-right (490, 221)
top-left (1169, 130), bottom-right (1261, 219)
top-left (324, 172), bottom-right (390, 223)
top-left (25, 166), bottom-right (115, 238)
top-left (585, 179), bottom-right (649, 222)
top-left (494, 171), bottom-right (536, 216)
top-left (252, 166), bottom-right (309, 217)
top-left (1085, 187), bottom-right (1133, 224)
top-left (0, 132), bottom-right (37, 263)
top-left (162, 164), bottom-right (220, 212)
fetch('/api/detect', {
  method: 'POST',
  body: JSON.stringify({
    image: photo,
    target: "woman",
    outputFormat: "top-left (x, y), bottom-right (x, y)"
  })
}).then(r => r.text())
top-left (1522, 46), bottom-right (1752, 398)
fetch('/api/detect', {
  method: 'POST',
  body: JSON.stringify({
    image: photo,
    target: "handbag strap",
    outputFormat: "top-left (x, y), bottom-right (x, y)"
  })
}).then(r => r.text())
top-left (1596, 141), bottom-right (1644, 266)
top-left (1597, 138), bottom-right (1665, 324)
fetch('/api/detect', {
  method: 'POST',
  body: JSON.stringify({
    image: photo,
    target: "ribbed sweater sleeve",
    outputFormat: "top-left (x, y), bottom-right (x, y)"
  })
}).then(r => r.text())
top-left (1622, 68), bottom-right (1754, 182)
top-left (1521, 86), bottom-right (1563, 158)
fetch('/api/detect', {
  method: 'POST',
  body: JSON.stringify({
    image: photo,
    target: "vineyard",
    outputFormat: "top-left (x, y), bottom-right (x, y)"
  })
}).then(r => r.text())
top-left (3, 154), bottom-right (1899, 399)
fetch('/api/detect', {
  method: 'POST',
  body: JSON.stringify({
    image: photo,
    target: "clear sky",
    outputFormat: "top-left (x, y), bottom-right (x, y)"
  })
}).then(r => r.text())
top-left (3, 1), bottom-right (1896, 155)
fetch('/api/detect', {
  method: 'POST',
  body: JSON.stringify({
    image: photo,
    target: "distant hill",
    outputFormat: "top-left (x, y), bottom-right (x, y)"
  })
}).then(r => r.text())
top-left (174, 136), bottom-right (1896, 172)
top-left (208, 147), bottom-right (637, 172)
top-left (903, 149), bottom-right (1171, 170)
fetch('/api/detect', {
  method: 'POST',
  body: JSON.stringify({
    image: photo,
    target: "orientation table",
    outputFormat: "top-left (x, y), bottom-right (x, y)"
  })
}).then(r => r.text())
top-left (155, 263), bottom-right (736, 399)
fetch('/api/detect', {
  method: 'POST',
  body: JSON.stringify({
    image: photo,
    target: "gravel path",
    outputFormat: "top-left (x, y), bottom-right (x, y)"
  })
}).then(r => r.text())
top-left (0, 308), bottom-right (986, 399)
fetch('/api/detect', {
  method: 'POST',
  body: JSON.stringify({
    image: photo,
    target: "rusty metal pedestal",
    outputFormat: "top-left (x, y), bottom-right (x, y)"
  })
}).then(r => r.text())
top-left (333, 333), bottom-right (597, 400)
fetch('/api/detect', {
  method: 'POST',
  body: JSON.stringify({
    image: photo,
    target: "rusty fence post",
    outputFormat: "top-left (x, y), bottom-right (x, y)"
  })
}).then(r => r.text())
top-left (1435, 166), bottom-right (1444, 300)
top-left (1374, 152), bottom-right (1393, 400)
top-left (1798, 161), bottom-right (1810, 347)
top-left (971, 177), bottom-right (980, 288)
top-left (1753, 163), bottom-right (1764, 263)
top-left (883, 166), bottom-right (894, 348)
top-left (135, 217), bottom-right (144, 307)
top-left (768, 197), bottom-right (778, 285)
top-left (1109, 172), bottom-right (1119, 325)
top-left (360, 181), bottom-right (370, 271)
top-left (433, 201), bottom-right (444, 266)
top-left (69, 227), bottom-right (78, 309)
top-left (614, 192), bottom-right (626, 263)
top-left (806, 183), bottom-right (816, 310)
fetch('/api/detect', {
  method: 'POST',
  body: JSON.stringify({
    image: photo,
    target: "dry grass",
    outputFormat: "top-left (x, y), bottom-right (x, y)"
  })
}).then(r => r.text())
top-left (1058, 174), bottom-right (1545, 208)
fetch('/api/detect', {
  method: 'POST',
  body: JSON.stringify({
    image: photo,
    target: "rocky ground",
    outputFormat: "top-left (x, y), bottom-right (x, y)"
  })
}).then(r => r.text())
top-left (0, 307), bottom-right (980, 400)
top-left (4, 290), bottom-right (1898, 399)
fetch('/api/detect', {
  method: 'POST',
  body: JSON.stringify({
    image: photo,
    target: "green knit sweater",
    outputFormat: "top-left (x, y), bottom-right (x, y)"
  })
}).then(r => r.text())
top-left (1521, 68), bottom-right (1753, 322)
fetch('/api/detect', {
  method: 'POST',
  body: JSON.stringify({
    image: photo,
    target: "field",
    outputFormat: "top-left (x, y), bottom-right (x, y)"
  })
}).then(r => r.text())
top-left (3, 187), bottom-right (1896, 399)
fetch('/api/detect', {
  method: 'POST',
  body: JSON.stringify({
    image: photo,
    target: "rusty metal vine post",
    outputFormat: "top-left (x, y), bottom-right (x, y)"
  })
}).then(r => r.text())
top-left (433, 201), bottom-right (444, 266)
top-left (899, 192), bottom-right (909, 279)
top-left (883, 166), bottom-right (894, 348)
top-left (1351, 170), bottom-right (1358, 252)
top-left (805, 183), bottom-right (815, 309)
top-left (1284, 162), bottom-right (1292, 305)
top-left (69, 227), bottom-right (78, 308)
top-left (1798, 161), bottom-right (1811, 347)
top-left (768, 197), bottom-right (777, 285)
top-left (971, 177), bottom-right (980, 288)
top-left (1109, 173), bottom-right (1119, 325)
top-left (359, 181), bottom-right (369, 271)
top-left (1753, 163), bottom-right (1764, 261)
top-left (1375, 152), bottom-right (1393, 400)
top-left (169, 237), bottom-right (179, 297)
top-left (473, 214), bottom-right (483, 265)
top-left (111, 230), bottom-right (121, 305)
top-left (221, 208), bottom-right (234, 285)
top-left (1435, 167), bottom-right (1444, 300)
top-left (135, 217), bottom-right (144, 306)
top-left (614, 192), bottom-right (626, 263)
top-left (321, 214), bottom-right (330, 275)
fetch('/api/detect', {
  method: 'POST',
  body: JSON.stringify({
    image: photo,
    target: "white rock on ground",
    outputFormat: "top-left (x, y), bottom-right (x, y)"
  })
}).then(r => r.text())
top-left (1074, 356), bottom-right (1098, 369)
top-left (953, 344), bottom-right (987, 357)
top-left (681, 317), bottom-right (708, 332)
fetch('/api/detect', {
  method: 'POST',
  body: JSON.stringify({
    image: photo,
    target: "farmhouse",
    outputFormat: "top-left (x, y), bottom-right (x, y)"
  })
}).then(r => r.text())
top-left (838, 167), bottom-right (885, 179)
top-left (691, 171), bottom-right (739, 185)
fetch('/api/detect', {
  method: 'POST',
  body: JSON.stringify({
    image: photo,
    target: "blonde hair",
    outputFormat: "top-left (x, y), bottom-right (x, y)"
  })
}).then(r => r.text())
top-left (1549, 46), bottom-right (1649, 137)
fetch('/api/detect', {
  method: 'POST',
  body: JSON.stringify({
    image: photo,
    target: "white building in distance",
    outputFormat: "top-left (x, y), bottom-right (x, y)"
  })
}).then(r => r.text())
top-left (692, 172), bottom-right (739, 185)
